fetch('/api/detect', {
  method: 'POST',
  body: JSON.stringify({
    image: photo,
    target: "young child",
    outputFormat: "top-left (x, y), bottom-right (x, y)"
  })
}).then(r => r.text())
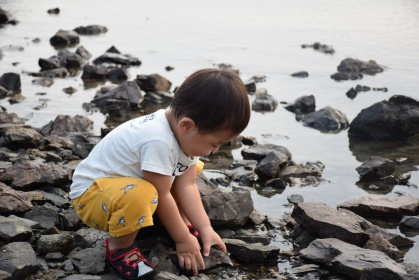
top-left (69, 68), bottom-right (251, 279)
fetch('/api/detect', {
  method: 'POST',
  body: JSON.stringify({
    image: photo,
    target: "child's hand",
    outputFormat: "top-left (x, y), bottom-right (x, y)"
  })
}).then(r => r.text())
top-left (175, 233), bottom-right (205, 275)
top-left (198, 226), bottom-right (227, 257)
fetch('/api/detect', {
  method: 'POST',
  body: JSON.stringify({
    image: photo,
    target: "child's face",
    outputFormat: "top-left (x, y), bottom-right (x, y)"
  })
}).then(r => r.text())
top-left (181, 129), bottom-right (237, 157)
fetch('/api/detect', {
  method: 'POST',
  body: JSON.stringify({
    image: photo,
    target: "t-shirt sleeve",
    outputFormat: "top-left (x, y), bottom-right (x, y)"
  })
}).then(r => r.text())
top-left (140, 140), bottom-right (174, 176)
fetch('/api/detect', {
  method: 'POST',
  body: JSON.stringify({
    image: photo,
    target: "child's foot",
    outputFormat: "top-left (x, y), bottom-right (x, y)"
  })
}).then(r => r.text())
top-left (187, 225), bottom-right (199, 237)
top-left (105, 238), bottom-right (154, 280)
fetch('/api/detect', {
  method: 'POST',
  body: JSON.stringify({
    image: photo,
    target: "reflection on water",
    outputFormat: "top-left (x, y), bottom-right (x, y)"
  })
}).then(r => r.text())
top-left (349, 134), bottom-right (419, 194)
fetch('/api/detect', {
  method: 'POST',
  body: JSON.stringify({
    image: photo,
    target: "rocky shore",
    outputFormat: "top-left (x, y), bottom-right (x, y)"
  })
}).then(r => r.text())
top-left (1, 5), bottom-right (419, 280)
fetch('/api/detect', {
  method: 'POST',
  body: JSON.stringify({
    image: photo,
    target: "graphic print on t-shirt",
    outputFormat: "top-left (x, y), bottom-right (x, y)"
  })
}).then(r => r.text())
top-left (172, 162), bottom-right (189, 176)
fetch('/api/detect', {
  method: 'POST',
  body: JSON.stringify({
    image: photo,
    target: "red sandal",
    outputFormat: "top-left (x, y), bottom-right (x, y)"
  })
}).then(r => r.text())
top-left (187, 225), bottom-right (199, 238)
top-left (105, 238), bottom-right (154, 280)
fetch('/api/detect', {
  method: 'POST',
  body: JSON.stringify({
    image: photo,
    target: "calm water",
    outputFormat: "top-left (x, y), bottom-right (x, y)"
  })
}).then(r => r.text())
top-left (1, 0), bottom-right (419, 266)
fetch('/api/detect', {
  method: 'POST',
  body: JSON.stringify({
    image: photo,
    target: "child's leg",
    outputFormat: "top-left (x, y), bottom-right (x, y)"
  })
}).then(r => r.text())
top-left (71, 177), bottom-right (158, 279)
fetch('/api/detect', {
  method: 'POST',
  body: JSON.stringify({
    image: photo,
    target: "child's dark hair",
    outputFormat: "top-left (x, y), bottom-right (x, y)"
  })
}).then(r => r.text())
top-left (170, 68), bottom-right (251, 134)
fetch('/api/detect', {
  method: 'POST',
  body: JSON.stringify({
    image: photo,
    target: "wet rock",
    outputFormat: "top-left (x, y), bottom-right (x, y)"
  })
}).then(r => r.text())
top-left (91, 81), bottom-right (144, 109)
top-left (29, 67), bottom-right (69, 78)
top-left (0, 125), bottom-right (43, 149)
top-left (47, 7), bottom-right (60, 14)
top-left (38, 56), bottom-right (63, 70)
top-left (400, 216), bottom-right (419, 229)
top-left (107, 67), bottom-right (129, 81)
top-left (63, 86), bottom-right (77, 95)
top-left (285, 95), bottom-right (316, 114)
top-left (278, 161), bottom-right (323, 178)
top-left (223, 166), bottom-right (256, 186)
top-left (363, 236), bottom-right (404, 260)
top-left (331, 58), bottom-right (385, 81)
top-left (291, 202), bottom-right (413, 249)
top-left (224, 238), bottom-right (280, 265)
top-left (0, 183), bottom-right (33, 214)
top-left (50, 30), bottom-right (80, 48)
top-left (73, 25), bottom-right (108, 35)
top-left (242, 144), bottom-right (292, 162)
top-left (37, 233), bottom-right (74, 255)
top-left (135, 73), bottom-right (172, 92)
top-left (80, 64), bottom-right (108, 81)
top-left (57, 49), bottom-right (85, 69)
top-left (93, 50), bottom-right (140, 66)
top-left (0, 72), bottom-right (21, 94)
top-left (75, 46), bottom-right (92, 60)
top-left (349, 95), bottom-right (419, 140)
top-left (0, 8), bottom-right (13, 25)
top-left (254, 151), bottom-right (292, 179)
top-left (300, 238), bottom-right (407, 280)
top-left (32, 77), bottom-right (54, 87)
top-left (291, 71), bottom-right (309, 78)
top-left (197, 175), bottom-right (254, 227)
top-left (301, 106), bottom-right (349, 132)
top-left (338, 195), bottom-right (419, 218)
top-left (0, 108), bottom-right (24, 124)
top-left (251, 89), bottom-right (278, 112)
top-left (301, 42), bottom-right (335, 54)
top-left (355, 156), bottom-right (396, 180)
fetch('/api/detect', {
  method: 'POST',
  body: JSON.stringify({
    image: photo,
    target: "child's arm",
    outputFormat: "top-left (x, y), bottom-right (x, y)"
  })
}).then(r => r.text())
top-left (143, 170), bottom-right (204, 275)
top-left (172, 164), bottom-right (227, 256)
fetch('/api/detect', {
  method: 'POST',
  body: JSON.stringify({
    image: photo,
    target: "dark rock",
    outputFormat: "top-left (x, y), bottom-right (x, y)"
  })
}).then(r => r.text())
top-left (254, 151), bottom-right (291, 179)
top-left (73, 25), bottom-right (108, 35)
top-left (301, 42), bottom-right (335, 54)
top-left (60, 208), bottom-right (83, 231)
top-left (107, 68), bottom-right (129, 81)
top-left (50, 30), bottom-right (80, 48)
top-left (331, 58), bottom-right (385, 81)
top-left (224, 239), bottom-right (279, 265)
top-left (75, 46), bottom-right (92, 60)
top-left (57, 49), bottom-right (85, 69)
top-left (301, 106), bottom-right (349, 132)
top-left (32, 77), bottom-right (54, 87)
top-left (23, 204), bottom-right (59, 229)
top-left (37, 233), bottom-right (74, 255)
top-left (93, 52), bottom-right (140, 66)
top-left (81, 64), bottom-right (108, 81)
top-left (0, 242), bottom-right (39, 279)
top-left (0, 72), bottom-right (21, 94)
top-left (0, 182), bottom-right (33, 214)
top-left (40, 115), bottom-right (93, 137)
top-left (91, 81), bottom-right (143, 109)
top-left (355, 156), bottom-right (396, 180)
top-left (29, 67), bottom-right (69, 78)
top-left (47, 8), bottom-right (60, 14)
top-left (0, 125), bottom-right (43, 149)
top-left (400, 216), bottom-right (419, 229)
top-left (300, 238), bottom-right (407, 280)
top-left (69, 247), bottom-right (106, 274)
top-left (338, 195), bottom-right (419, 218)
top-left (135, 74), bottom-right (172, 92)
top-left (349, 95), bottom-right (419, 140)
top-left (251, 89), bottom-right (278, 112)
top-left (291, 71), bottom-right (309, 78)
top-left (38, 56), bottom-right (63, 70)
top-left (0, 216), bottom-right (32, 242)
top-left (285, 95), bottom-right (315, 113)
top-left (242, 144), bottom-right (291, 162)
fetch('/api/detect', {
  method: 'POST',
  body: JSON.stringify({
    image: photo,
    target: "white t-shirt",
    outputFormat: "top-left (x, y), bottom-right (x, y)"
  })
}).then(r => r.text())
top-left (69, 109), bottom-right (198, 200)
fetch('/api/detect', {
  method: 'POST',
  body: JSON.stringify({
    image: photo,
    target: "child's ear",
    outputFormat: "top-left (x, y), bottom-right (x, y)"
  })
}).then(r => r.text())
top-left (178, 117), bottom-right (196, 134)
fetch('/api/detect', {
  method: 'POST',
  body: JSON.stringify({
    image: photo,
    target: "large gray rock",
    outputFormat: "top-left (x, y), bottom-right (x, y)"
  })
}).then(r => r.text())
top-left (301, 106), bottom-right (349, 132)
top-left (69, 247), bottom-right (106, 274)
top-left (197, 175), bottom-right (254, 228)
top-left (355, 156), bottom-right (396, 180)
top-left (0, 183), bottom-right (33, 214)
top-left (40, 115), bottom-right (93, 137)
top-left (338, 195), bottom-right (419, 218)
top-left (300, 238), bottom-right (407, 280)
top-left (0, 242), bottom-right (39, 280)
top-left (291, 202), bottom-right (413, 249)
top-left (0, 216), bottom-right (32, 242)
top-left (0, 125), bottom-right (42, 149)
top-left (224, 239), bottom-right (279, 265)
top-left (349, 95), bottom-right (419, 140)
top-left (0, 160), bottom-right (69, 189)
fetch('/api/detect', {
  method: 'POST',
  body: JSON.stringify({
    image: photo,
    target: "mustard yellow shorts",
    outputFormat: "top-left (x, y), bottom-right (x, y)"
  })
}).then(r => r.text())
top-left (71, 161), bottom-right (204, 238)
